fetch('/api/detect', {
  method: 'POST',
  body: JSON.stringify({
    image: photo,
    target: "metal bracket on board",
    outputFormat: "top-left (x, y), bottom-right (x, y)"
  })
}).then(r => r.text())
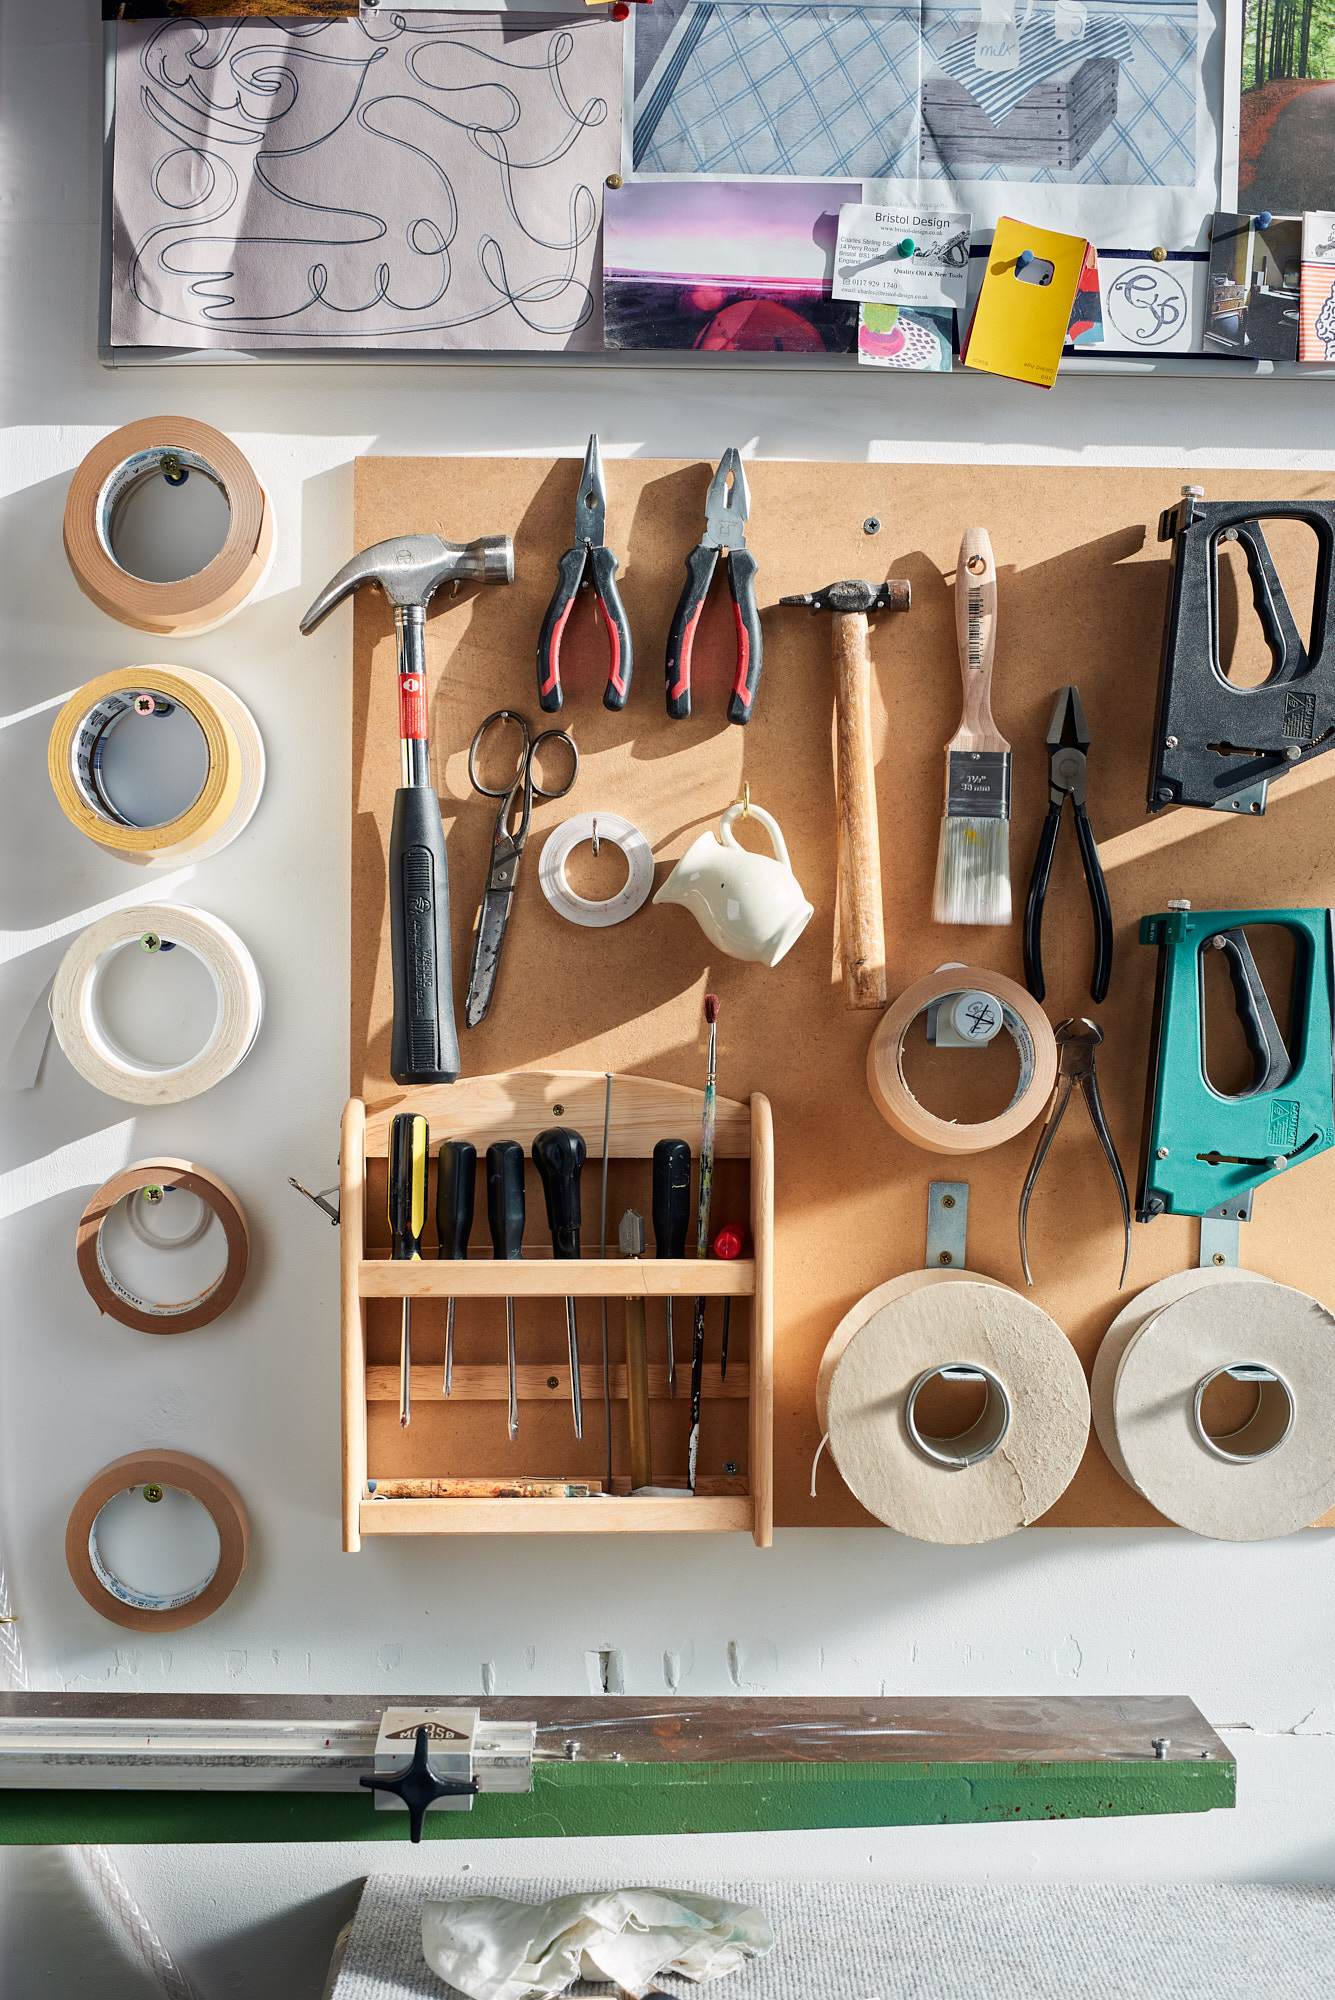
top-left (289, 1177), bottom-right (340, 1225)
top-left (925, 1183), bottom-right (969, 1269)
top-left (1198, 1190), bottom-right (1252, 1269)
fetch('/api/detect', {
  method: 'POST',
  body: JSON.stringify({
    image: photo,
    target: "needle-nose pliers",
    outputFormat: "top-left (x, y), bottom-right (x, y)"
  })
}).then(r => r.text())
top-left (537, 434), bottom-right (632, 713)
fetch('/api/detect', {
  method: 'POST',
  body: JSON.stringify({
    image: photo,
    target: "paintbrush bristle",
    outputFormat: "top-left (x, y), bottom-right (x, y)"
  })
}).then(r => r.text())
top-left (932, 817), bottom-right (1012, 926)
top-left (704, 993), bottom-right (719, 1024)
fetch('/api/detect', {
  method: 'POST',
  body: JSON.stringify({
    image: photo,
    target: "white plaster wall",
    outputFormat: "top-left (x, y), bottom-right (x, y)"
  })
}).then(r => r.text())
top-left (3, 6), bottom-right (1335, 1996)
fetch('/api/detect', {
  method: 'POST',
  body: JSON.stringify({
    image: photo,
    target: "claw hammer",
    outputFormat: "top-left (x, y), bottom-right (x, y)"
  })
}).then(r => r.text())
top-left (301, 533), bottom-right (513, 1084)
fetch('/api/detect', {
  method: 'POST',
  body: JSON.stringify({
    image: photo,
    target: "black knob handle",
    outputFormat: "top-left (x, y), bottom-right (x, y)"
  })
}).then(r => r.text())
top-left (531, 1126), bottom-right (585, 1259)
top-left (436, 1140), bottom-right (476, 1260)
top-left (388, 1114), bottom-right (428, 1261)
top-left (487, 1141), bottom-right (526, 1261)
top-left (358, 1726), bottom-right (479, 1844)
top-left (652, 1138), bottom-right (692, 1258)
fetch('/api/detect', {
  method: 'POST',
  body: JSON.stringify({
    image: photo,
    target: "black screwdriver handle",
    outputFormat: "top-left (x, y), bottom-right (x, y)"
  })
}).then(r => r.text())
top-left (531, 1126), bottom-right (586, 1258)
top-left (725, 548), bottom-right (763, 726)
top-left (486, 1141), bottom-right (526, 1260)
top-left (389, 785), bottom-right (460, 1086)
top-left (665, 544), bottom-right (721, 720)
top-left (651, 1138), bottom-right (692, 1258)
top-left (388, 1113), bottom-right (428, 1261)
top-left (436, 1140), bottom-right (476, 1260)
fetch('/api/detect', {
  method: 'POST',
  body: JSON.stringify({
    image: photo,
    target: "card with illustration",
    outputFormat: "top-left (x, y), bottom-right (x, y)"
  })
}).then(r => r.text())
top-left (1300, 212), bottom-right (1335, 363)
top-left (1096, 251), bottom-right (1207, 352)
top-left (1203, 212), bottom-right (1301, 360)
top-left (858, 302), bottom-right (955, 368)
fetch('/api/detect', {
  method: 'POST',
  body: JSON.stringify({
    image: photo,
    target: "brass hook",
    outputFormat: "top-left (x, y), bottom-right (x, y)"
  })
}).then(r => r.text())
top-left (737, 781), bottom-right (750, 819)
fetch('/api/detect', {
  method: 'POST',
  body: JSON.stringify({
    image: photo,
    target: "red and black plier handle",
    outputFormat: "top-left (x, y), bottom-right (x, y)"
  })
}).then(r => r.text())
top-left (536, 543), bottom-right (632, 714)
top-left (664, 546), bottom-right (762, 726)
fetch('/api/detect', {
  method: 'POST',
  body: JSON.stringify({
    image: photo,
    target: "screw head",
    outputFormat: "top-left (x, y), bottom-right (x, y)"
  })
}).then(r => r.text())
top-left (937, 1250), bottom-right (953, 1266)
top-left (724, 1460), bottom-right (738, 1475)
top-left (552, 1103), bottom-right (564, 1115)
top-left (546, 1376), bottom-right (559, 1390)
top-left (133, 694), bottom-right (156, 717)
top-left (1156, 1147), bottom-right (1170, 1159)
top-left (140, 932), bottom-right (162, 953)
top-left (142, 1484), bottom-right (164, 1503)
top-left (141, 1184), bottom-right (165, 1204)
top-left (863, 516), bottom-right (881, 535)
top-left (1165, 735), bottom-right (1178, 748)
top-left (1212, 1252), bottom-right (1227, 1266)
top-left (941, 1193), bottom-right (956, 1209)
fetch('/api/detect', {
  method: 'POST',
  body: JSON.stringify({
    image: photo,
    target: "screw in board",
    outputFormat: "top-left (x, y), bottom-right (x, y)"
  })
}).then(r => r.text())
top-left (863, 517), bottom-right (881, 536)
top-left (1152, 1737), bottom-right (1170, 1759)
top-left (546, 1376), bottom-right (560, 1390)
top-left (724, 1461), bottom-right (738, 1475)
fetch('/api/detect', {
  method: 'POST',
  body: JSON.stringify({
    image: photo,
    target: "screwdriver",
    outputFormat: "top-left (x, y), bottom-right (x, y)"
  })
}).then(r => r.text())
top-left (487, 1141), bottom-right (525, 1440)
top-left (436, 1140), bottom-right (476, 1397)
top-left (388, 1112), bottom-right (428, 1428)
top-left (532, 1126), bottom-right (586, 1440)
top-left (651, 1138), bottom-right (691, 1399)
top-left (712, 1223), bottom-right (745, 1378)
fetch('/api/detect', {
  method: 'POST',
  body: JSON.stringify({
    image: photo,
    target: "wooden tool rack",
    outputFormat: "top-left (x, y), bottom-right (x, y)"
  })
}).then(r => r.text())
top-left (340, 1070), bottom-right (773, 1549)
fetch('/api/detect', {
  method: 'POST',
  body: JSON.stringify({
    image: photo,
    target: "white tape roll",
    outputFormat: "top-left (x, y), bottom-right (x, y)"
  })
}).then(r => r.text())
top-left (817, 1274), bottom-right (1089, 1543)
top-left (50, 904), bottom-right (264, 1105)
top-left (1105, 1279), bottom-right (1335, 1540)
top-left (539, 813), bottom-right (655, 928)
top-left (48, 666), bottom-right (265, 865)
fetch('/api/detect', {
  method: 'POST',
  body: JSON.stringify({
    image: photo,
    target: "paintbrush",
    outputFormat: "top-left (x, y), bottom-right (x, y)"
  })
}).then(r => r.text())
top-left (932, 527), bottom-right (1012, 927)
top-left (686, 992), bottom-right (719, 1495)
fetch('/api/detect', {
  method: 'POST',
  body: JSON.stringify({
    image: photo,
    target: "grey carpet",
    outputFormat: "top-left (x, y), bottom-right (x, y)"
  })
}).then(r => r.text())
top-left (328, 1876), bottom-right (1335, 1998)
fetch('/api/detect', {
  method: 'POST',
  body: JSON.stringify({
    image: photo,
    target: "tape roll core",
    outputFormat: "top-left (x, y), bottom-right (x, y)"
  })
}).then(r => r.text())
top-left (66, 1450), bottom-right (249, 1631)
top-left (76, 1159), bottom-right (249, 1333)
top-left (539, 813), bottom-right (655, 927)
top-left (51, 903), bottom-right (264, 1105)
top-left (868, 965), bottom-right (1058, 1152)
top-left (64, 419), bottom-right (273, 636)
top-left (48, 667), bottom-right (264, 864)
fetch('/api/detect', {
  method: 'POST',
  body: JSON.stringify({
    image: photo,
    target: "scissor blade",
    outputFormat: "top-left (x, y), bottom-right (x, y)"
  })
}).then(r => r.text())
top-left (704, 447), bottom-right (749, 550)
top-left (574, 433), bottom-right (607, 548)
top-left (464, 885), bottom-right (513, 1029)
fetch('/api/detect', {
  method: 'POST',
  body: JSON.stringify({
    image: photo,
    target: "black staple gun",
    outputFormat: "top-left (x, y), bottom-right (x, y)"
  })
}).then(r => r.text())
top-left (1148, 491), bottom-right (1335, 815)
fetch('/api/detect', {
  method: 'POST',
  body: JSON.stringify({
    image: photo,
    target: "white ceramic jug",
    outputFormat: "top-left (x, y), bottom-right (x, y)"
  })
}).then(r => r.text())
top-left (653, 801), bottom-right (814, 966)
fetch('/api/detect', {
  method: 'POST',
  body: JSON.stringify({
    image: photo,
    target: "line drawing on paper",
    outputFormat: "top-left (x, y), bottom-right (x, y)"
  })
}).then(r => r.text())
top-left (112, 15), bottom-right (621, 348)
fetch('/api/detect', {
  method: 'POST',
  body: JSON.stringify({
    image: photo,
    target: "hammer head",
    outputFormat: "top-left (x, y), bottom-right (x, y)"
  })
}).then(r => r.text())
top-left (779, 578), bottom-right (911, 615)
top-left (300, 532), bottom-right (514, 634)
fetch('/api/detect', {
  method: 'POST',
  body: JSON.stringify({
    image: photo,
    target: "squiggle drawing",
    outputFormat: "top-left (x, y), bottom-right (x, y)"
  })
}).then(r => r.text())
top-left (111, 15), bottom-right (623, 349)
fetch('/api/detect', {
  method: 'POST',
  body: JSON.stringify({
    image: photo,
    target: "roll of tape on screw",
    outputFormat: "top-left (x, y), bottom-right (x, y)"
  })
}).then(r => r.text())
top-left (50, 904), bottom-right (264, 1105)
top-left (65, 1450), bottom-right (250, 1632)
top-left (76, 1159), bottom-right (250, 1334)
top-left (63, 417), bottom-right (273, 636)
top-left (539, 812), bottom-right (655, 927)
top-left (47, 666), bottom-right (265, 865)
top-left (867, 964), bottom-right (1058, 1152)
top-left (816, 1272), bottom-right (1089, 1542)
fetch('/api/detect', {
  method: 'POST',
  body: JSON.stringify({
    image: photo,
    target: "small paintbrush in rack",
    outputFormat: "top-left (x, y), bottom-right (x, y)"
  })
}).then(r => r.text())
top-left (686, 992), bottom-right (719, 1495)
top-left (932, 527), bottom-right (1012, 927)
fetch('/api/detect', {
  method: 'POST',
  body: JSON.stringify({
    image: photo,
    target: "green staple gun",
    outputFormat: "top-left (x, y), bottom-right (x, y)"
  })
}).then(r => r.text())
top-left (1136, 904), bottom-right (1335, 1240)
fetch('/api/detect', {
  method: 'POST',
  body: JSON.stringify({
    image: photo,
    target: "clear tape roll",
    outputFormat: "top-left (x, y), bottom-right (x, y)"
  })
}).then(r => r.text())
top-left (47, 666), bottom-right (265, 865)
top-left (63, 418), bottom-right (274, 636)
top-left (50, 904), bottom-right (264, 1106)
top-left (816, 1272), bottom-right (1089, 1543)
top-left (1102, 1277), bottom-right (1335, 1540)
top-left (867, 964), bottom-right (1058, 1153)
top-left (65, 1450), bottom-right (250, 1633)
top-left (539, 813), bottom-right (655, 927)
top-left (76, 1159), bottom-right (250, 1334)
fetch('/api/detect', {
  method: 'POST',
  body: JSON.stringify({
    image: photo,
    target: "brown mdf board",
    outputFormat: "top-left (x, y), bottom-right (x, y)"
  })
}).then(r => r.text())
top-left (349, 457), bottom-right (1335, 1531)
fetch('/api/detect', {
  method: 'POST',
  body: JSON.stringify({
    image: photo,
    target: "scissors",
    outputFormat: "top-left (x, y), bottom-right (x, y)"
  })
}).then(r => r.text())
top-left (464, 709), bottom-right (578, 1028)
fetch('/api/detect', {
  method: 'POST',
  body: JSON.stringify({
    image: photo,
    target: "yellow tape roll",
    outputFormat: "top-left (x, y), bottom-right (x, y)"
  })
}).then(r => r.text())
top-left (47, 666), bottom-right (265, 865)
top-left (63, 417), bottom-right (273, 636)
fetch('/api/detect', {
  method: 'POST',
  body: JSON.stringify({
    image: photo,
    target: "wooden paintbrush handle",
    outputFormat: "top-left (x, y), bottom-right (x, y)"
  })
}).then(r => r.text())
top-left (952, 528), bottom-right (1005, 753)
top-left (624, 1295), bottom-right (652, 1490)
top-left (832, 610), bottom-right (887, 1010)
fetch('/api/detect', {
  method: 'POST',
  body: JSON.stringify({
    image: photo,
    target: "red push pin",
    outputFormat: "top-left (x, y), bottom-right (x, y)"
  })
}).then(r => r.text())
top-left (712, 1223), bottom-right (746, 1378)
top-left (612, 3), bottom-right (630, 16)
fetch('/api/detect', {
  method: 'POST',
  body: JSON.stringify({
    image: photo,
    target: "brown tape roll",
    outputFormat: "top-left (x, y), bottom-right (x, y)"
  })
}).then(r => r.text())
top-left (867, 964), bottom-right (1058, 1152)
top-left (63, 418), bottom-right (273, 636)
top-left (75, 1159), bottom-right (249, 1334)
top-left (65, 1450), bottom-right (250, 1632)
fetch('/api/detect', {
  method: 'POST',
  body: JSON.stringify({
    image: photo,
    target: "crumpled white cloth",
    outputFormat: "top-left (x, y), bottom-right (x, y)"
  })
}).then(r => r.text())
top-left (421, 1886), bottom-right (774, 2000)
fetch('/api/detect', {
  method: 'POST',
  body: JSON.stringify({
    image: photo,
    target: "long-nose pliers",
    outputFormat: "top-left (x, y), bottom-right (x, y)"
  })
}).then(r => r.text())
top-left (537, 434), bottom-right (632, 713)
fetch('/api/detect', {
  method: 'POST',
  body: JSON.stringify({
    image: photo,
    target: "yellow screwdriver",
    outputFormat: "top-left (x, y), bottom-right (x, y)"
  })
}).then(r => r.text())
top-left (388, 1112), bottom-right (428, 1427)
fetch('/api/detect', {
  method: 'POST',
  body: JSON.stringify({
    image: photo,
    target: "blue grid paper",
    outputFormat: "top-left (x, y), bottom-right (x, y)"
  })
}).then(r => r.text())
top-left (933, 16), bottom-right (1132, 122)
top-left (634, 4), bottom-right (1197, 187)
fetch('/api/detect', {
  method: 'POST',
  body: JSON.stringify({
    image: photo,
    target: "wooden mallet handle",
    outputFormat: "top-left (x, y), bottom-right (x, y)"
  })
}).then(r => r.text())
top-left (832, 610), bottom-right (886, 1010)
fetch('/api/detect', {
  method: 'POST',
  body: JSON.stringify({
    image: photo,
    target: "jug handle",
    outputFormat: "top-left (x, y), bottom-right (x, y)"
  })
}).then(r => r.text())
top-left (719, 801), bottom-right (794, 872)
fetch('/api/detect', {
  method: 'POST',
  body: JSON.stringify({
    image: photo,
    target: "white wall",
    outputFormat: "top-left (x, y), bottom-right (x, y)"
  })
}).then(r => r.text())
top-left (3, 7), bottom-right (1335, 1997)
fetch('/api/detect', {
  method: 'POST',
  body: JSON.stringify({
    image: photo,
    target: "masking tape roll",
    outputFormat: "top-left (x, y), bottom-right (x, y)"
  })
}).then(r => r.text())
top-left (867, 965), bottom-right (1058, 1152)
top-left (65, 1450), bottom-right (249, 1632)
top-left (539, 813), bottom-right (655, 927)
top-left (64, 418), bottom-right (273, 636)
top-left (818, 1274), bottom-right (1089, 1542)
top-left (1108, 1279), bottom-right (1335, 1540)
top-left (51, 903), bottom-right (264, 1105)
top-left (48, 666), bottom-right (265, 865)
top-left (76, 1159), bottom-right (250, 1334)
top-left (1091, 1267), bottom-right (1271, 1490)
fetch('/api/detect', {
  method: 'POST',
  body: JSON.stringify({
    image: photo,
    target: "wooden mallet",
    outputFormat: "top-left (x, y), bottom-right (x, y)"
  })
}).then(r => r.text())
top-left (780, 577), bottom-right (911, 1008)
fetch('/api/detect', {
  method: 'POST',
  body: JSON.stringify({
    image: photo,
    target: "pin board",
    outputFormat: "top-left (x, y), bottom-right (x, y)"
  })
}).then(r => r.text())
top-left (348, 458), bottom-right (1335, 1529)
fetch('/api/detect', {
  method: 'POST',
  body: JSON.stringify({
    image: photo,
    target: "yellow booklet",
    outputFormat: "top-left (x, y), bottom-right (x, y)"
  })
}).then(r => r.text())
top-left (963, 217), bottom-right (1090, 389)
